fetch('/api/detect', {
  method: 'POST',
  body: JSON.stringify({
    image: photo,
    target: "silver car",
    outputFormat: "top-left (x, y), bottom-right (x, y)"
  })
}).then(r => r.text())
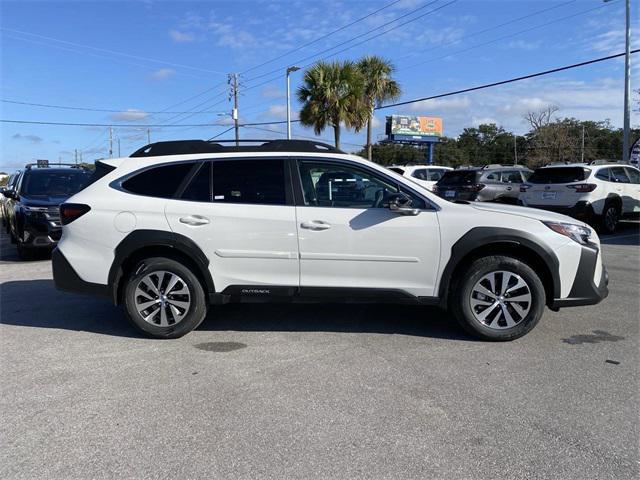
top-left (434, 165), bottom-right (532, 203)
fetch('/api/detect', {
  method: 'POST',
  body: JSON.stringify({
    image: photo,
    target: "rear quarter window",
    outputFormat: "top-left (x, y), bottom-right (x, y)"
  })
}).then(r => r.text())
top-left (122, 162), bottom-right (196, 198)
top-left (528, 167), bottom-right (590, 184)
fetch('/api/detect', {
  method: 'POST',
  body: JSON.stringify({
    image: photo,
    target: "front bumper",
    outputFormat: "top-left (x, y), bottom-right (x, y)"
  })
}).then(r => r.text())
top-left (52, 248), bottom-right (109, 297)
top-left (550, 243), bottom-right (609, 309)
top-left (19, 212), bottom-right (62, 248)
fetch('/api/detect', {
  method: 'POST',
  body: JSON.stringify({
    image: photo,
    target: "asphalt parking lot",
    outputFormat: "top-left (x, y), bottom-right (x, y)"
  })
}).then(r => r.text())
top-left (1, 224), bottom-right (638, 480)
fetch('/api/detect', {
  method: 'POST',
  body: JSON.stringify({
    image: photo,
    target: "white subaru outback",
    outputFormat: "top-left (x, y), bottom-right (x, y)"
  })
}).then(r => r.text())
top-left (52, 140), bottom-right (608, 341)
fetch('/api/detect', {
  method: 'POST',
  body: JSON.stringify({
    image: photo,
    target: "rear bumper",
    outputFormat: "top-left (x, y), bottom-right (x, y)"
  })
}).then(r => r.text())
top-left (550, 243), bottom-right (608, 309)
top-left (519, 201), bottom-right (596, 222)
top-left (52, 248), bottom-right (109, 297)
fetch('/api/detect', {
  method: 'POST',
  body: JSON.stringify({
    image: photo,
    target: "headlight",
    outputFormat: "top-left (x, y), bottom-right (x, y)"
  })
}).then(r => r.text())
top-left (543, 221), bottom-right (592, 245)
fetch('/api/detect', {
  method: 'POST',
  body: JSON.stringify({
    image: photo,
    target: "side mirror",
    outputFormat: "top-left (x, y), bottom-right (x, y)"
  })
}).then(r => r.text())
top-left (388, 192), bottom-right (419, 216)
top-left (2, 189), bottom-right (16, 199)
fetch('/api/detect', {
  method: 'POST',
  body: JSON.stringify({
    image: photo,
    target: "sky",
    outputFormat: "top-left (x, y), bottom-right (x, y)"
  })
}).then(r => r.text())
top-left (0, 0), bottom-right (638, 171)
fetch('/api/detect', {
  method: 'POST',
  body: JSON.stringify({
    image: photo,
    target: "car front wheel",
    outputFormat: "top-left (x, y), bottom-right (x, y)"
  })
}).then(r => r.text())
top-left (451, 255), bottom-right (546, 341)
top-left (123, 257), bottom-right (208, 339)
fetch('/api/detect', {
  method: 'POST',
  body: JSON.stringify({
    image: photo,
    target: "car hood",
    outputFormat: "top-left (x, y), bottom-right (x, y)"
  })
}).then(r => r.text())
top-left (20, 194), bottom-right (71, 207)
top-left (470, 201), bottom-right (588, 226)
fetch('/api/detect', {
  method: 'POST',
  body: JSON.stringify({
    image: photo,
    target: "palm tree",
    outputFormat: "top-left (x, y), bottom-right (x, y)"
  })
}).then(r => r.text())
top-left (296, 61), bottom-right (367, 150)
top-left (357, 56), bottom-right (401, 161)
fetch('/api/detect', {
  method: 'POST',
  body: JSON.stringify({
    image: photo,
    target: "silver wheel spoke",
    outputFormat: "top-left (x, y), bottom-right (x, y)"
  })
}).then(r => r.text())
top-left (470, 270), bottom-right (532, 330)
top-left (134, 270), bottom-right (191, 327)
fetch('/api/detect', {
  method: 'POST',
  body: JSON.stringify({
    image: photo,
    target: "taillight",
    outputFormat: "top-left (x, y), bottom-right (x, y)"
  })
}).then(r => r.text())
top-left (60, 203), bottom-right (91, 225)
top-left (567, 184), bottom-right (597, 193)
top-left (520, 184), bottom-right (532, 193)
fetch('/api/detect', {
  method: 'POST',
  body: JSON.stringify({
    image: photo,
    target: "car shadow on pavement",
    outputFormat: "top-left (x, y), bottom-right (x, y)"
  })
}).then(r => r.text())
top-left (0, 279), bottom-right (472, 341)
top-left (599, 221), bottom-right (640, 246)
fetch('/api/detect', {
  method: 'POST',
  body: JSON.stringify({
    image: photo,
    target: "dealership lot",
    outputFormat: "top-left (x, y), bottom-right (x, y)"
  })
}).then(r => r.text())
top-left (1, 225), bottom-right (638, 479)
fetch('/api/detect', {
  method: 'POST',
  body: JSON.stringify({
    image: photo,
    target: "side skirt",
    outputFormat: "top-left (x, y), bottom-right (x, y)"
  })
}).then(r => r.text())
top-left (210, 285), bottom-right (440, 306)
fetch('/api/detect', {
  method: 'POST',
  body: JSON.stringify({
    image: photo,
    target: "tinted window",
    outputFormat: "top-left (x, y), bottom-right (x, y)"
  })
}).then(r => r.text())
top-left (528, 167), bottom-right (590, 184)
top-left (212, 159), bottom-right (285, 205)
top-left (485, 172), bottom-right (499, 181)
top-left (299, 161), bottom-right (425, 209)
top-left (20, 169), bottom-right (93, 196)
top-left (437, 170), bottom-right (480, 185)
top-left (182, 162), bottom-right (211, 201)
top-left (388, 167), bottom-right (405, 175)
top-left (501, 171), bottom-right (523, 183)
top-left (122, 162), bottom-right (195, 198)
top-left (625, 167), bottom-right (640, 184)
top-left (82, 161), bottom-right (116, 190)
top-left (412, 169), bottom-right (429, 180)
top-left (427, 169), bottom-right (446, 181)
top-left (595, 168), bottom-right (610, 181)
top-left (610, 167), bottom-right (630, 183)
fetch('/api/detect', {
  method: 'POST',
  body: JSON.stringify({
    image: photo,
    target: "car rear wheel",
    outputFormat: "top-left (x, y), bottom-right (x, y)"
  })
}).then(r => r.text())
top-left (600, 203), bottom-right (620, 234)
top-left (123, 257), bottom-right (208, 339)
top-left (451, 255), bottom-right (545, 341)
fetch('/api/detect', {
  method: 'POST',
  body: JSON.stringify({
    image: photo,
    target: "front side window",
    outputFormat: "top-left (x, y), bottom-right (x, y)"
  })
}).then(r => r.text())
top-left (211, 159), bottom-right (286, 205)
top-left (624, 167), bottom-right (639, 184)
top-left (122, 162), bottom-right (196, 198)
top-left (298, 161), bottom-right (425, 209)
top-left (611, 167), bottom-right (630, 183)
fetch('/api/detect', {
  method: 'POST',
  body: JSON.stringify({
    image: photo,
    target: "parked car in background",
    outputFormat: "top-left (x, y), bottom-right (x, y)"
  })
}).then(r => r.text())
top-left (3, 163), bottom-right (93, 258)
top-left (433, 165), bottom-right (532, 203)
top-left (52, 139), bottom-right (607, 342)
top-left (519, 161), bottom-right (640, 233)
top-left (387, 165), bottom-right (453, 191)
top-left (1, 170), bottom-right (21, 231)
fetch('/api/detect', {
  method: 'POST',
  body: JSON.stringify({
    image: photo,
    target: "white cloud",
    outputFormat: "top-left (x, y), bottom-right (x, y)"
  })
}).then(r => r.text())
top-left (408, 96), bottom-right (471, 112)
top-left (261, 85), bottom-right (285, 99)
top-left (149, 68), bottom-right (176, 80)
top-left (110, 109), bottom-right (149, 121)
top-left (264, 104), bottom-right (287, 120)
top-left (12, 133), bottom-right (42, 144)
top-left (506, 40), bottom-right (542, 51)
top-left (169, 29), bottom-right (195, 43)
top-left (371, 116), bottom-right (382, 129)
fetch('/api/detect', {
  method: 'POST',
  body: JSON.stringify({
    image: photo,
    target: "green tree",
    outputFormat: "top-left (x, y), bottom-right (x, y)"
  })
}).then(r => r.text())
top-left (297, 61), bottom-right (366, 150)
top-left (357, 56), bottom-right (401, 161)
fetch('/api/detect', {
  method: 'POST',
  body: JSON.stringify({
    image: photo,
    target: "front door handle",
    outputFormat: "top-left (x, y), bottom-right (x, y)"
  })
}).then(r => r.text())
top-left (179, 215), bottom-right (210, 226)
top-left (300, 220), bottom-right (331, 231)
top-left (506, 186), bottom-right (513, 191)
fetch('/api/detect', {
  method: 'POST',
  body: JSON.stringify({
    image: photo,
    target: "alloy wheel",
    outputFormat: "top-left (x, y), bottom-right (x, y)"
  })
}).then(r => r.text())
top-left (604, 206), bottom-right (618, 232)
top-left (134, 270), bottom-right (191, 327)
top-left (470, 270), bottom-right (532, 329)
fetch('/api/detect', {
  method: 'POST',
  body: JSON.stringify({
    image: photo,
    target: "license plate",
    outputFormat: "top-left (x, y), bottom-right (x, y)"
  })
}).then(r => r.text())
top-left (542, 192), bottom-right (557, 200)
top-left (445, 190), bottom-right (456, 198)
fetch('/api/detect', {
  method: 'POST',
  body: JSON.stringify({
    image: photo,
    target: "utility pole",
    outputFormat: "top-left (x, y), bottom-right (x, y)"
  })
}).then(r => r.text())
top-left (74, 149), bottom-right (78, 165)
top-left (622, 0), bottom-right (631, 163)
top-left (513, 134), bottom-right (518, 165)
top-left (147, 128), bottom-right (151, 144)
top-left (581, 124), bottom-right (585, 163)
top-left (229, 73), bottom-right (240, 146)
top-left (109, 127), bottom-right (113, 158)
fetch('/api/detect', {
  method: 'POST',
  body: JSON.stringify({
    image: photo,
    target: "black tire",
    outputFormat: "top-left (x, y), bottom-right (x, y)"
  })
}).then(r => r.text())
top-left (599, 202), bottom-right (620, 234)
top-left (123, 257), bottom-right (208, 339)
top-left (450, 255), bottom-right (546, 341)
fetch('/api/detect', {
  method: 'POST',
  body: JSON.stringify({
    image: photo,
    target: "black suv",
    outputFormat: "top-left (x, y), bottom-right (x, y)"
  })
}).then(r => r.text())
top-left (3, 163), bottom-right (93, 258)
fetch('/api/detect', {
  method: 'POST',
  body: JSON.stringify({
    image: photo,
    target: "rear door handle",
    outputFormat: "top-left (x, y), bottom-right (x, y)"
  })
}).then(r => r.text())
top-left (179, 215), bottom-right (210, 226)
top-left (300, 220), bottom-right (331, 231)
top-left (506, 187), bottom-right (513, 191)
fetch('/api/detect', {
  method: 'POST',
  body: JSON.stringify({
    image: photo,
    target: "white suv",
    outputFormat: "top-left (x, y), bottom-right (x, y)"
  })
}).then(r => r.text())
top-left (519, 162), bottom-right (640, 233)
top-left (52, 140), bottom-right (608, 341)
top-left (387, 165), bottom-right (452, 191)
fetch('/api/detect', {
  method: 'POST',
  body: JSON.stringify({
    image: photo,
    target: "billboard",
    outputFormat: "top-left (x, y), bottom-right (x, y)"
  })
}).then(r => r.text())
top-left (387, 115), bottom-right (443, 138)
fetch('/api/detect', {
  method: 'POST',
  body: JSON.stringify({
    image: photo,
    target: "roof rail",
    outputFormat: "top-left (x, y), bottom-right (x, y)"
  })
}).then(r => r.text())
top-left (129, 139), bottom-right (344, 157)
top-left (589, 159), bottom-right (622, 166)
top-left (24, 162), bottom-right (90, 170)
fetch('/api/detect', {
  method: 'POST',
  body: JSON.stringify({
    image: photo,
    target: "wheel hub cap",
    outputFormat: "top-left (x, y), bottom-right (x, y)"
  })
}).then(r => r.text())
top-left (134, 271), bottom-right (191, 327)
top-left (470, 270), bottom-right (532, 330)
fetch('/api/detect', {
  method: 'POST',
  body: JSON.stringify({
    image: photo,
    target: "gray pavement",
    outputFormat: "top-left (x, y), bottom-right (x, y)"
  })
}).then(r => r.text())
top-left (1, 223), bottom-right (638, 479)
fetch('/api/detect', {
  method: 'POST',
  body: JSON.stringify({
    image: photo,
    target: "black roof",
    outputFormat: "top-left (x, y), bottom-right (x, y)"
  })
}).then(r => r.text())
top-left (130, 139), bottom-right (344, 158)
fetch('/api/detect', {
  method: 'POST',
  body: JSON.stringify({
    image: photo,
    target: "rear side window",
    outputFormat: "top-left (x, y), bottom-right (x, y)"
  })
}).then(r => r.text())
top-left (122, 162), bottom-right (195, 198)
top-left (610, 167), bottom-right (630, 183)
top-left (437, 170), bottom-right (480, 185)
top-left (411, 169), bottom-right (428, 180)
top-left (211, 159), bottom-right (286, 205)
top-left (595, 168), bottom-right (610, 181)
top-left (181, 162), bottom-right (211, 201)
top-left (528, 167), bottom-right (590, 184)
top-left (82, 161), bottom-right (116, 190)
top-left (501, 171), bottom-right (523, 183)
top-left (625, 167), bottom-right (640, 184)
top-left (427, 169), bottom-right (446, 181)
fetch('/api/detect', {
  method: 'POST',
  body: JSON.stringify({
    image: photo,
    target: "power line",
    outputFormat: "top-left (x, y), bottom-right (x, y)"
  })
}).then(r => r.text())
top-left (1, 98), bottom-right (231, 115)
top-left (240, 0), bottom-right (403, 75)
top-left (243, 0), bottom-right (445, 85)
top-left (208, 126), bottom-right (236, 140)
top-left (4, 50), bottom-right (636, 128)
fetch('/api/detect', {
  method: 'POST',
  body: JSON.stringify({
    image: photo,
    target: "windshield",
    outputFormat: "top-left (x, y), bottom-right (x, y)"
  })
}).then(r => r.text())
top-left (437, 170), bottom-right (479, 185)
top-left (21, 170), bottom-right (93, 196)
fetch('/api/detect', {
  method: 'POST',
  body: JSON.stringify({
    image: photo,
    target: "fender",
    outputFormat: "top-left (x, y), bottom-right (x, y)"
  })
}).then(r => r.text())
top-left (108, 229), bottom-right (215, 304)
top-left (437, 227), bottom-right (561, 305)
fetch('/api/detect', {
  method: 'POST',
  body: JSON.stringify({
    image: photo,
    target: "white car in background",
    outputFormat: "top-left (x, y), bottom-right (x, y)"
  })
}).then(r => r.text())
top-left (519, 162), bottom-right (640, 233)
top-left (387, 165), bottom-right (453, 191)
